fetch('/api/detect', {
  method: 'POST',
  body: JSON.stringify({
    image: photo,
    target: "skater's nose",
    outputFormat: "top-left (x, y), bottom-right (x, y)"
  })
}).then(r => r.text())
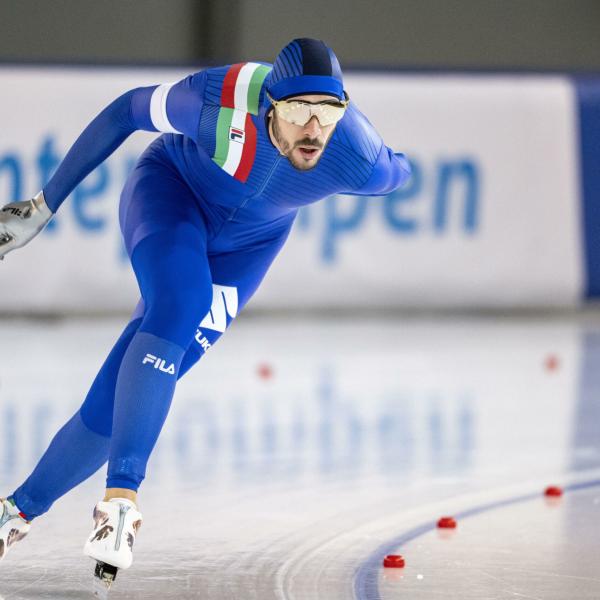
top-left (302, 116), bottom-right (322, 137)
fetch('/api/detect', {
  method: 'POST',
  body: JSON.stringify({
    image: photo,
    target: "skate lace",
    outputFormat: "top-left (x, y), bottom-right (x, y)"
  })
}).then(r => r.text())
top-left (114, 504), bottom-right (130, 552)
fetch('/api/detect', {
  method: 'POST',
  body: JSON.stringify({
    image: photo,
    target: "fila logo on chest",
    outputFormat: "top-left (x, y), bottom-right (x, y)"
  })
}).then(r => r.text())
top-left (229, 126), bottom-right (245, 144)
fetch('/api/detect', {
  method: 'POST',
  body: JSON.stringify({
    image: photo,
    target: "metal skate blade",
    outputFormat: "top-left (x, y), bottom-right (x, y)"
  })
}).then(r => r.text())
top-left (92, 576), bottom-right (111, 600)
top-left (92, 561), bottom-right (118, 599)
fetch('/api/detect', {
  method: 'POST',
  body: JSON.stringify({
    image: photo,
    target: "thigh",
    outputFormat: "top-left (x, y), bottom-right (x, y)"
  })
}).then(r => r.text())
top-left (121, 160), bottom-right (214, 348)
top-left (131, 227), bottom-right (214, 348)
top-left (119, 158), bottom-right (207, 257)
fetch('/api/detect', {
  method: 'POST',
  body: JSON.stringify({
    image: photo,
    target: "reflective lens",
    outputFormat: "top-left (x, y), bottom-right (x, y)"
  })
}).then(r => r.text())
top-left (268, 92), bottom-right (349, 127)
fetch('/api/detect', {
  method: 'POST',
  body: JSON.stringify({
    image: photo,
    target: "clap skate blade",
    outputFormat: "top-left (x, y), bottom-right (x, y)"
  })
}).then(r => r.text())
top-left (92, 561), bottom-right (119, 599)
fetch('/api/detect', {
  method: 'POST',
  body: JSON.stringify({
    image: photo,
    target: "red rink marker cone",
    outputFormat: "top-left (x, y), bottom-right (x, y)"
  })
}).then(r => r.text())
top-left (544, 354), bottom-right (560, 372)
top-left (544, 485), bottom-right (563, 497)
top-left (257, 363), bottom-right (274, 380)
top-left (383, 555), bottom-right (405, 568)
top-left (437, 516), bottom-right (457, 529)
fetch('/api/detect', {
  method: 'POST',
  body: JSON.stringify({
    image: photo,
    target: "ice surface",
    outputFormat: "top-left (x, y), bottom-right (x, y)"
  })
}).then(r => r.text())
top-left (0, 315), bottom-right (598, 598)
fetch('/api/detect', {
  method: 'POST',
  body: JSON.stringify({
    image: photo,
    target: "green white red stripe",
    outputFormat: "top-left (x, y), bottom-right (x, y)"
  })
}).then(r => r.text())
top-left (212, 62), bottom-right (271, 182)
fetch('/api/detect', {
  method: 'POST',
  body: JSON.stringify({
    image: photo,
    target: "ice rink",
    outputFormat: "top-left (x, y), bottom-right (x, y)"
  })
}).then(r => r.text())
top-left (0, 314), bottom-right (599, 599)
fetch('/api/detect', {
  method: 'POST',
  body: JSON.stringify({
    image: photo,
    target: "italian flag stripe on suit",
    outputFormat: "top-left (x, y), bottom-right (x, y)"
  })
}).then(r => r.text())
top-left (212, 63), bottom-right (271, 182)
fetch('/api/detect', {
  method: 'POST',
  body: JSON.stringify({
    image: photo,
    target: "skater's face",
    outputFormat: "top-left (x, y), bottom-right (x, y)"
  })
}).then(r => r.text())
top-left (268, 94), bottom-right (339, 171)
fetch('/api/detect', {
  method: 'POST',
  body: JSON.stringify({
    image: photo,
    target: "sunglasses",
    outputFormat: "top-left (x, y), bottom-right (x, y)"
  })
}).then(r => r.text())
top-left (267, 91), bottom-right (350, 127)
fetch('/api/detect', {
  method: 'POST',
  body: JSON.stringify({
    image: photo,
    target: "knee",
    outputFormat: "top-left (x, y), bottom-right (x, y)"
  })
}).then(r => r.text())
top-left (141, 282), bottom-right (213, 347)
top-left (166, 282), bottom-right (214, 326)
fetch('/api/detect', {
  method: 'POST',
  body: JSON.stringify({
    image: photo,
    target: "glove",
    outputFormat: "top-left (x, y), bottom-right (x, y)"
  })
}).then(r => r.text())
top-left (0, 191), bottom-right (53, 260)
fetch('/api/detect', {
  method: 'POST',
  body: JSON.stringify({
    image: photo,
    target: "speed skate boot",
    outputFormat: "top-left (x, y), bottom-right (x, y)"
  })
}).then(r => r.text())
top-left (83, 498), bottom-right (143, 598)
top-left (0, 497), bottom-right (31, 562)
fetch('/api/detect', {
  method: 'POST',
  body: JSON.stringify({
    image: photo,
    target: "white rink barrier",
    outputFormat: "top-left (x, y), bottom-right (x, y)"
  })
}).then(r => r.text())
top-left (0, 67), bottom-right (589, 312)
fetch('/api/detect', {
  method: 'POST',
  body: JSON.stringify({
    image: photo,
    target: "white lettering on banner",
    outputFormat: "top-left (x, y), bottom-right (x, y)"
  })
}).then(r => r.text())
top-left (142, 353), bottom-right (176, 375)
top-left (199, 285), bottom-right (239, 333)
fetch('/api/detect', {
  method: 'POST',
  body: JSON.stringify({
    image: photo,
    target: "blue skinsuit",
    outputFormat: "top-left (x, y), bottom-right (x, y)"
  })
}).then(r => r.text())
top-left (11, 63), bottom-right (410, 518)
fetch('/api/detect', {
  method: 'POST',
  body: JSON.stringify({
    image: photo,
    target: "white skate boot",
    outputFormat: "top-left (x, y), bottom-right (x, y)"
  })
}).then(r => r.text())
top-left (0, 497), bottom-right (31, 562)
top-left (83, 498), bottom-right (143, 597)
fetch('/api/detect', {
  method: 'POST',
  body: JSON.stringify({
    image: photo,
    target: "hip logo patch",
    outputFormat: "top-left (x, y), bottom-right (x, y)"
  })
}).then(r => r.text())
top-left (198, 284), bottom-right (239, 335)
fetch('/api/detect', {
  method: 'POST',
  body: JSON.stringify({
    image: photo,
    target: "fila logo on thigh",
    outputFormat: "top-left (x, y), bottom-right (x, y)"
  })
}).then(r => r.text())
top-left (142, 354), bottom-right (176, 375)
top-left (195, 285), bottom-right (238, 349)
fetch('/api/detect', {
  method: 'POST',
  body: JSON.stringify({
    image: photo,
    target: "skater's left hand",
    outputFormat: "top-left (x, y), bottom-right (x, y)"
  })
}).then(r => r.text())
top-left (0, 192), bottom-right (53, 260)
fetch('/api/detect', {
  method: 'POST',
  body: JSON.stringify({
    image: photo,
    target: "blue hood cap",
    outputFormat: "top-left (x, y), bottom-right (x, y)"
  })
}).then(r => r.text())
top-left (267, 38), bottom-right (345, 101)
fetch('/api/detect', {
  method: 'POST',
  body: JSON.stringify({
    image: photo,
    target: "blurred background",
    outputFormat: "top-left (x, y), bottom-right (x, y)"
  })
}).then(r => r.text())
top-left (1, 2), bottom-right (600, 598)
top-left (2, 0), bottom-right (600, 313)
top-left (2, 0), bottom-right (600, 69)
top-left (1, 0), bottom-right (600, 313)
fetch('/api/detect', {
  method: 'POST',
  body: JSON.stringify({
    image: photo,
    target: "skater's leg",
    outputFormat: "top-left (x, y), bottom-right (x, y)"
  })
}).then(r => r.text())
top-left (85, 230), bottom-right (293, 578)
top-left (8, 296), bottom-right (213, 522)
top-left (105, 225), bottom-right (213, 496)
top-left (8, 213), bottom-right (294, 520)
top-left (84, 206), bottom-right (294, 588)
top-left (9, 318), bottom-right (141, 520)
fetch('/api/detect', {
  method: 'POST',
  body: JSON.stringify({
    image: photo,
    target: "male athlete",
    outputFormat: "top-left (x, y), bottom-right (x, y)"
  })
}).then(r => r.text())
top-left (0, 38), bottom-right (410, 591)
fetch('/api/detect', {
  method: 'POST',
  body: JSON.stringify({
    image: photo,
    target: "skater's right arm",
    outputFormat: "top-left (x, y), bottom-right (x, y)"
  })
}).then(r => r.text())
top-left (43, 71), bottom-right (208, 213)
top-left (0, 72), bottom-right (207, 259)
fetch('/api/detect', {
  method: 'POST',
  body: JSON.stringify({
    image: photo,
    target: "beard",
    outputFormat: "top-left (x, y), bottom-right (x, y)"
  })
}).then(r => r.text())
top-left (271, 114), bottom-right (325, 171)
